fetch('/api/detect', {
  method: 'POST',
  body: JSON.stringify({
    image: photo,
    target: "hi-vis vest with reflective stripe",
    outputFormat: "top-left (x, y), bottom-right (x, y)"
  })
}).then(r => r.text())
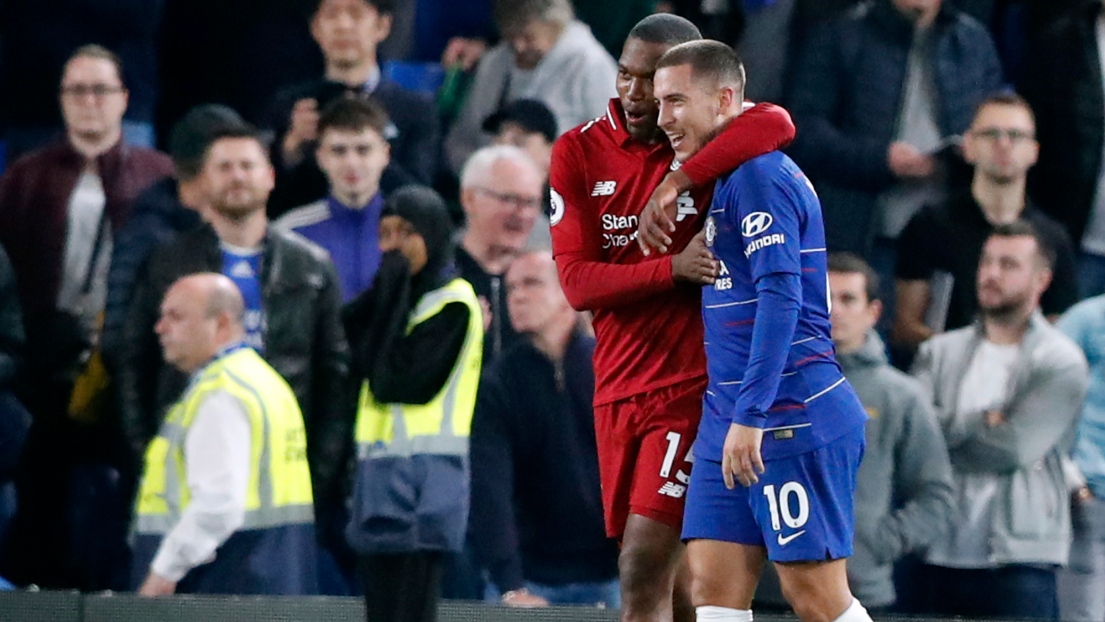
top-left (135, 347), bottom-right (314, 535)
top-left (355, 278), bottom-right (483, 459)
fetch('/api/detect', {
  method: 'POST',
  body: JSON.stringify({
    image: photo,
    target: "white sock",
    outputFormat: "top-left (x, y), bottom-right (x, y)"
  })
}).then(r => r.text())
top-left (696, 605), bottom-right (754, 621)
top-left (832, 598), bottom-right (873, 622)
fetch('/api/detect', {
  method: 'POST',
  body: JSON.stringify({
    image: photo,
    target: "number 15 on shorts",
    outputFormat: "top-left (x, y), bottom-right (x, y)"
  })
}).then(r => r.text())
top-left (658, 431), bottom-right (692, 498)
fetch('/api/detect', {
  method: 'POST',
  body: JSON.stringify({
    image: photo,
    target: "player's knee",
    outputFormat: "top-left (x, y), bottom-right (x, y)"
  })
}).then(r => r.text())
top-left (779, 576), bottom-right (854, 622)
top-left (689, 567), bottom-right (732, 607)
top-left (619, 539), bottom-right (676, 596)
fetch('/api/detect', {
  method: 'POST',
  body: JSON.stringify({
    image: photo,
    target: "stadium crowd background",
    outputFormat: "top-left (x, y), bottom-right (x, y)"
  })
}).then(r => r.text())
top-left (0, 0), bottom-right (1102, 619)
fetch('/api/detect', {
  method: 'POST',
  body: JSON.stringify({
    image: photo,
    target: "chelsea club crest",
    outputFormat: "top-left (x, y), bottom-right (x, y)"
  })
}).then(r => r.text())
top-left (704, 216), bottom-right (716, 247)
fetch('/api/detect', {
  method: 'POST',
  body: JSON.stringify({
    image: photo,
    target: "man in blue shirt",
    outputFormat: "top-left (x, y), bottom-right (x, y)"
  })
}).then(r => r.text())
top-left (277, 98), bottom-right (391, 302)
top-left (652, 41), bottom-right (872, 622)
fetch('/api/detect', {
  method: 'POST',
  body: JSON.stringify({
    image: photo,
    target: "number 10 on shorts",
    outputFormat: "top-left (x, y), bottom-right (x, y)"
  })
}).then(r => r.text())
top-left (763, 482), bottom-right (809, 531)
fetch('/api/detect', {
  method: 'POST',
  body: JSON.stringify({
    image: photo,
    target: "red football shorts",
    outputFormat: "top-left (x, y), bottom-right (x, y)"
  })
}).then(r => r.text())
top-left (593, 376), bottom-right (707, 540)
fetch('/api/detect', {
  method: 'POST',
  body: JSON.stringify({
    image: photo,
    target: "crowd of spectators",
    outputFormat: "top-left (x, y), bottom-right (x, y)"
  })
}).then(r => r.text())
top-left (0, 0), bottom-right (1104, 619)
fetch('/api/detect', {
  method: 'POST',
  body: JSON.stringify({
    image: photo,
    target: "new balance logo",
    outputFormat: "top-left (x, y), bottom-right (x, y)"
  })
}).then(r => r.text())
top-left (675, 191), bottom-right (697, 222)
top-left (777, 530), bottom-right (806, 546)
top-left (658, 482), bottom-right (687, 498)
top-left (592, 181), bottom-right (617, 196)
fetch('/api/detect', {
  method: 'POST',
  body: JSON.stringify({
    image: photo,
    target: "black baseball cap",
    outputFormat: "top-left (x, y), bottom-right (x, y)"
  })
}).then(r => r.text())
top-left (482, 99), bottom-right (558, 143)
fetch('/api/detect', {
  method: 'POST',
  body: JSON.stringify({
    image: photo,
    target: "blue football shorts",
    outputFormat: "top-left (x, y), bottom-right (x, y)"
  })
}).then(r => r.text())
top-left (682, 423), bottom-right (865, 562)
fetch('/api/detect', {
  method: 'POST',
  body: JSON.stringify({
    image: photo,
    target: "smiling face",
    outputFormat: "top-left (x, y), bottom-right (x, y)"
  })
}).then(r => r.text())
top-left (655, 63), bottom-right (724, 162)
top-left (202, 137), bottom-right (275, 220)
top-left (616, 37), bottom-right (674, 144)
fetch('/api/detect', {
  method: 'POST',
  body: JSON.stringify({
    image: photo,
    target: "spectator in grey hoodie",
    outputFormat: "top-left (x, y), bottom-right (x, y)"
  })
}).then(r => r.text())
top-left (443, 0), bottom-right (616, 175)
top-left (911, 221), bottom-right (1088, 620)
top-left (754, 252), bottom-right (953, 613)
top-left (827, 253), bottom-right (954, 610)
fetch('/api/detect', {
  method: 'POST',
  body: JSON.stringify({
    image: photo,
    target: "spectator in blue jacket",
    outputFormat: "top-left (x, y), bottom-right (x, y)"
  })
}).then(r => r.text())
top-left (1056, 295), bottom-right (1105, 621)
top-left (276, 98), bottom-right (391, 303)
top-left (785, 0), bottom-right (1002, 268)
top-left (264, 0), bottom-right (440, 217)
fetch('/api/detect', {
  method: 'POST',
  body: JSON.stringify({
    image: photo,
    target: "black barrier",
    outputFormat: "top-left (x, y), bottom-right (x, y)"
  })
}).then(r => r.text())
top-left (0, 592), bottom-right (1022, 622)
top-left (0, 591), bottom-right (82, 622)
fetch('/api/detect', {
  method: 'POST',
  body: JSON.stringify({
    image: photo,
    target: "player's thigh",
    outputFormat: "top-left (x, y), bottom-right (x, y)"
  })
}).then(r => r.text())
top-left (627, 379), bottom-right (705, 529)
top-left (683, 457), bottom-right (766, 607)
top-left (594, 400), bottom-right (640, 539)
top-left (752, 426), bottom-right (865, 564)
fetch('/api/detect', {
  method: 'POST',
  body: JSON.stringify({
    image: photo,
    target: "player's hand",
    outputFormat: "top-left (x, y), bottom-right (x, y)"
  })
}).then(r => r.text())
top-left (283, 98), bottom-right (320, 166)
top-left (138, 572), bottom-right (177, 597)
top-left (887, 141), bottom-right (935, 179)
top-left (637, 170), bottom-right (692, 255)
top-left (721, 423), bottom-right (765, 489)
top-left (671, 230), bottom-right (718, 285)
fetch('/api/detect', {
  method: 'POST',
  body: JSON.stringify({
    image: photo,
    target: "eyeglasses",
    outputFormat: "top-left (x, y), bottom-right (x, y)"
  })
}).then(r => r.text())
top-left (971, 127), bottom-right (1035, 143)
top-left (474, 187), bottom-right (543, 210)
top-left (60, 84), bottom-right (126, 98)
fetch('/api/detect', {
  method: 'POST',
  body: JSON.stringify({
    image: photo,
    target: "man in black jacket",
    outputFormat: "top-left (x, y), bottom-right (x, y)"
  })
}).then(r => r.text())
top-left (470, 250), bottom-right (618, 608)
top-left (117, 125), bottom-right (351, 545)
top-left (785, 0), bottom-right (1002, 257)
top-left (1021, 0), bottom-right (1105, 297)
top-left (263, 0), bottom-right (439, 217)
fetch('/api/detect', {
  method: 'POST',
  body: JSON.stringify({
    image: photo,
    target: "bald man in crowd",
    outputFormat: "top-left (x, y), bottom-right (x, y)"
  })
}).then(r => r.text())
top-left (133, 273), bottom-right (317, 596)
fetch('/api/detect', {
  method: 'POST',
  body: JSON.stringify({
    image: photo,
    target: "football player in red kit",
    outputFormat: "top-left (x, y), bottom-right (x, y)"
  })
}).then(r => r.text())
top-left (549, 15), bottom-right (795, 622)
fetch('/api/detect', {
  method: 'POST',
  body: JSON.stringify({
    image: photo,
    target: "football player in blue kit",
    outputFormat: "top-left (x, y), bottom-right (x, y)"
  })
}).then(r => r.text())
top-left (649, 41), bottom-right (874, 622)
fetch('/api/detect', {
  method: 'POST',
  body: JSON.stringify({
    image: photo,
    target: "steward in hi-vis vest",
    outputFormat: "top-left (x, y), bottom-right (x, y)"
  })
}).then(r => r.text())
top-left (132, 274), bottom-right (317, 596)
top-left (342, 186), bottom-right (483, 622)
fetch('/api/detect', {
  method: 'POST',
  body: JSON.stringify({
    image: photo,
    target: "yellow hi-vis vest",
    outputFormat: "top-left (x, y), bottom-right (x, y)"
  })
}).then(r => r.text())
top-left (355, 278), bottom-right (483, 459)
top-left (135, 346), bottom-right (314, 535)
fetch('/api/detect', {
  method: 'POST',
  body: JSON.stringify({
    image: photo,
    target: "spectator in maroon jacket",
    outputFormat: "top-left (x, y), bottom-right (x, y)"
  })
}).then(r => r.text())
top-left (0, 44), bottom-right (171, 591)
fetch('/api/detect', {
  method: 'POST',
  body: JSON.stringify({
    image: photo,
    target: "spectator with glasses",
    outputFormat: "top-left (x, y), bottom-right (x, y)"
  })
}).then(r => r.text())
top-left (893, 93), bottom-right (1078, 353)
top-left (456, 145), bottom-right (545, 364)
top-left (0, 44), bottom-right (171, 590)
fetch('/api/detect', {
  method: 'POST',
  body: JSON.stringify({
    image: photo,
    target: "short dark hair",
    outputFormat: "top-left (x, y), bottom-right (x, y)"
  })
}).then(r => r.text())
top-left (987, 220), bottom-right (1056, 270)
top-left (827, 252), bottom-right (880, 303)
top-left (627, 14), bottom-right (702, 46)
top-left (317, 98), bottom-right (390, 140)
top-left (656, 40), bottom-right (746, 96)
top-left (169, 104), bottom-right (248, 180)
top-left (64, 44), bottom-right (125, 87)
top-left (973, 91), bottom-right (1036, 128)
top-left (495, 0), bottom-right (573, 34)
top-left (315, 0), bottom-right (394, 16)
top-left (201, 124), bottom-right (272, 166)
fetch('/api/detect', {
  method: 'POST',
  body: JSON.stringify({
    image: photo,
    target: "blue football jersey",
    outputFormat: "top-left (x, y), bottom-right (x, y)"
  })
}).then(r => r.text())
top-left (697, 151), bottom-right (866, 461)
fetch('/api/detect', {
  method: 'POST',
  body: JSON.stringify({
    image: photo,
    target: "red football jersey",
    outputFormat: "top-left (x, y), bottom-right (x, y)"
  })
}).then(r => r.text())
top-left (550, 99), bottom-right (794, 405)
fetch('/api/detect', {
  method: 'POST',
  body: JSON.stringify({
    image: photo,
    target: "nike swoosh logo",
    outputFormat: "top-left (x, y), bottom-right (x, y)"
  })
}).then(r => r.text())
top-left (777, 530), bottom-right (806, 546)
